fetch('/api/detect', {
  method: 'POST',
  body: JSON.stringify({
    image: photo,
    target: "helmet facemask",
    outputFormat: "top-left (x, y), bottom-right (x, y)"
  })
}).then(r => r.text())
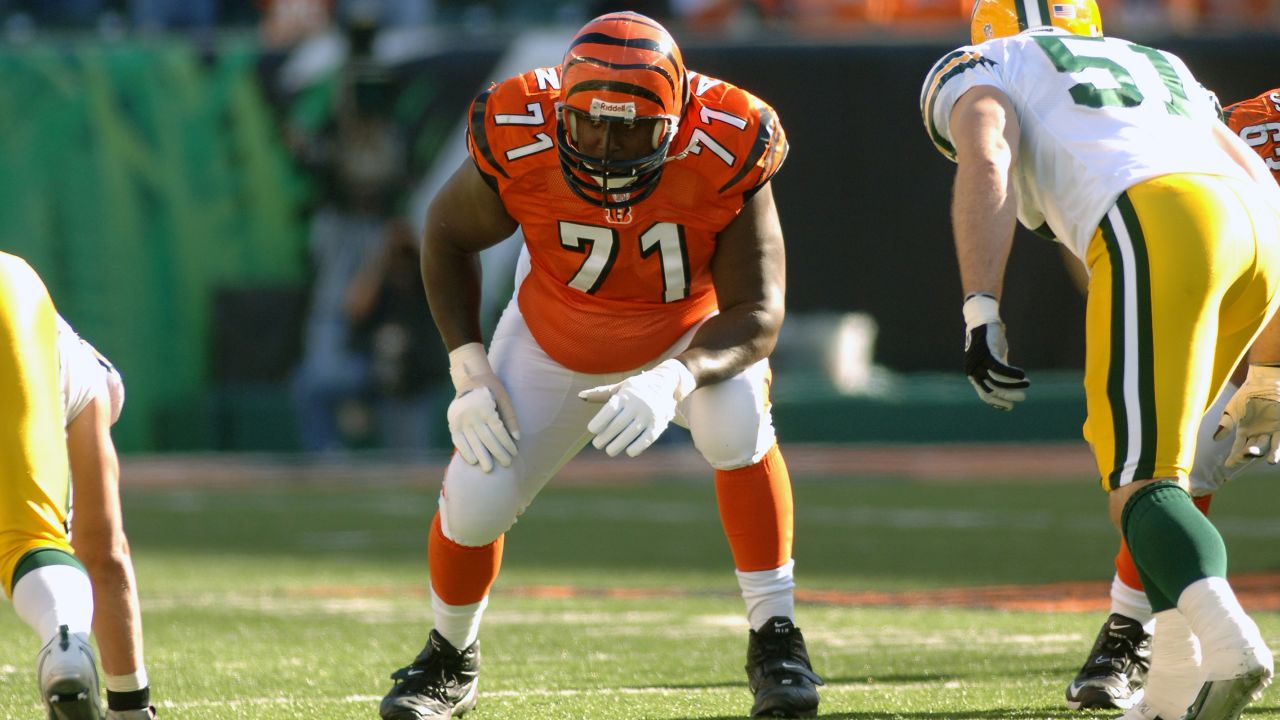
top-left (556, 95), bottom-right (678, 208)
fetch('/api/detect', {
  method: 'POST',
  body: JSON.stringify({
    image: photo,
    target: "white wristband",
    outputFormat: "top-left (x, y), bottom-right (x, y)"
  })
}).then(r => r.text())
top-left (1243, 364), bottom-right (1280, 389)
top-left (659, 358), bottom-right (697, 403)
top-left (448, 342), bottom-right (492, 389)
top-left (962, 293), bottom-right (1001, 331)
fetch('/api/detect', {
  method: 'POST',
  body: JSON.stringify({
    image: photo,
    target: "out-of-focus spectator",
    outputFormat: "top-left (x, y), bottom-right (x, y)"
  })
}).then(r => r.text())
top-left (785, 0), bottom-right (966, 30)
top-left (337, 0), bottom-right (433, 28)
top-left (1, 0), bottom-right (110, 30)
top-left (1164, 0), bottom-right (1280, 30)
top-left (587, 0), bottom-right (676, 23)
top-left (286, 11), bottom-right (413, 453)
top-left (346, 219), bottom-right (448, 452)
top-left (259, 0), bottom-right (331, 49)
top-left (129, 0), bottom-right (217, 33)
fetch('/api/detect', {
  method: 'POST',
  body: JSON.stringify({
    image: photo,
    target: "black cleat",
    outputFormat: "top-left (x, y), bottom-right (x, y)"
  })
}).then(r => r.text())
top-left (1065, 613), bottom-right (1151, 710)
top-left (746, 617), bottom-right (824, 718)
top-left (380, 630), bottom-right (479, 720)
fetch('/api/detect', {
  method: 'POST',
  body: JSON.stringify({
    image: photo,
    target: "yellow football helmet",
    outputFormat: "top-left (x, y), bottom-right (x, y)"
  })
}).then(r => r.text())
top-left (970, 0), bottom-right (1103, 45)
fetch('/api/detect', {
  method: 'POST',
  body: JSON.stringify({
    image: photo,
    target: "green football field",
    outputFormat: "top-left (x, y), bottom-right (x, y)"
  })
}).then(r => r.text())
top-left (1, 453), bottom-right (1277, 719)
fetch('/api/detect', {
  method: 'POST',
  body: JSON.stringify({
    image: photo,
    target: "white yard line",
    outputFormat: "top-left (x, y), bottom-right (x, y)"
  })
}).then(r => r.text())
top-left (156, 679), bottom-right (968, 710)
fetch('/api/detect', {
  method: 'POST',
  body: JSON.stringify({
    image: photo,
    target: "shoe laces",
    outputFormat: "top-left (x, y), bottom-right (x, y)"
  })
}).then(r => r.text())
top-left (748, 621), bottom-right (824, 686)
top-left (390, 643), bottom-right (466, 704)
top-left (1084, 624), bottom-right (1150, 676)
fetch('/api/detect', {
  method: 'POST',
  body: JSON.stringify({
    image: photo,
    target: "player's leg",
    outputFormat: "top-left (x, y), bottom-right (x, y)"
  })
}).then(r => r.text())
top-left (381, 303), bottom-right (602, 720)
top-left (1172, 185), bottom-right (1280, 717)
top-left (681, 359), bottom-right (822, 718)
top-left (1175, 178), bottom-right (1280, 720)
top-left (1086, 177), bottom-right (1275, 720)
top-left (1067, 380), bottom-right (1228, 710)
top-left (0, 253), bottom-right (102, 719)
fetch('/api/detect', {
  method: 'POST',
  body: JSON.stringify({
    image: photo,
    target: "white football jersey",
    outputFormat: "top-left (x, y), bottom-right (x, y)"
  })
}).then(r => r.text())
top-left (921, 28), bottom-right (1246, 261)
top-left (57, 315), bottom-right (122, 426)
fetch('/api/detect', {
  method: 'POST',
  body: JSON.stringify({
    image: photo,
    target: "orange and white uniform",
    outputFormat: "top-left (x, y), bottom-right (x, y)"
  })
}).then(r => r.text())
top-left (467, 66), bottom-right (787, 374)
top-left (435, 67), bottom-right (790, 552)
top-left (1225, 87), bottom-right (1280, 185)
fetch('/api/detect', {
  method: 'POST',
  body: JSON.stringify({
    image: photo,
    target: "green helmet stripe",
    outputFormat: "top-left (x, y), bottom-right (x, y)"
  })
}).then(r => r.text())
top-left (1036, 0), bottom-right (1055, 26)
top-left (1014, 0), bottom-right (1031, 28)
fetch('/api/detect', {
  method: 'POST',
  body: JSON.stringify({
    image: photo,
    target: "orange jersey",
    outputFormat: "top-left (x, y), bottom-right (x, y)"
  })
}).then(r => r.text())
top-left (1224, 87), bottom-right (1280, 185)
top-left (466, 67), bottom-right (787, 374)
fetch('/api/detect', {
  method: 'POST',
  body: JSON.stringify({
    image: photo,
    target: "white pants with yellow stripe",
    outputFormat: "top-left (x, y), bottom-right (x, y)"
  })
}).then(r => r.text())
top-left (1082, 173), bottom-right (1280, 491)
top-left (0, 252), bottom-right (73, 595)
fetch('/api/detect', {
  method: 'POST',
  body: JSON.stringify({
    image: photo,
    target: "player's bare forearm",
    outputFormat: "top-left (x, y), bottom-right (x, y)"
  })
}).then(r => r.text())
top-left (67, 395), bottom-right (145, 675)
top-left (1247, 310), bottom-right (1280, 366)
top-left (422, 239), bottom-right (485, 351)
top-left (949, 88), bottom-right (1020, 298)
top-left (679, 303), bottom-right (782, 385)
top-left (420, 159), bottom-right (519, 351)
top-left (680, 183), bottom-right (786, 386)
top-left (87, 549), bottom-right (145, 676)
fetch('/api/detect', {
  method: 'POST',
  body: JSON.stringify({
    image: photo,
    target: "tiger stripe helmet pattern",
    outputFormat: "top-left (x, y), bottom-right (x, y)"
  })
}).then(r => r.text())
top-left (555, 11), bottom-right (689, 208)
top-left (970, 0), bottom-right (1102, 44)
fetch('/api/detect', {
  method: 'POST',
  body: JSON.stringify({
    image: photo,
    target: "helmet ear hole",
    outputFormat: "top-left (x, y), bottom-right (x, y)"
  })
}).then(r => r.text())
top-left (568, 111), bottom-right (579, 144)
top-left (652, 121), bottom-right (662, 150)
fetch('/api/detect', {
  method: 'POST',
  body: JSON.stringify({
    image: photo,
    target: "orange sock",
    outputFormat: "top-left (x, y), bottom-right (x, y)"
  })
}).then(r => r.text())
top-left (428, 513), bottom-right (504, 606)
top-left (714, 444), bottom-right (794, 572)
top-left (1114, 492), bottom-right (1213, 590)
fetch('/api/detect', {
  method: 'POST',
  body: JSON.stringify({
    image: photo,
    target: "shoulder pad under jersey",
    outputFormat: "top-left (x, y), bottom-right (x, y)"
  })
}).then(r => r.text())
top-left (466, 67), bottom-right (563, 191)
top-left (679, 72), bottom-right (788, 197)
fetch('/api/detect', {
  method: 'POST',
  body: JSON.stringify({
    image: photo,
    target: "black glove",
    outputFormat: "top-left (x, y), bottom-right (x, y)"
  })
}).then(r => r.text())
top-left (963, 294), bottom-right (1030, 411)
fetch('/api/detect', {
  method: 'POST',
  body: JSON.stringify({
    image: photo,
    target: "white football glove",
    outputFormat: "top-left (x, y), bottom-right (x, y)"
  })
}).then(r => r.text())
top-left (578, 359), bottom-right (696, 458)
top-left (446, 343), bottom-right (520, 472)
top-left (962, 293), bottom-right (1030, 411)
top-left (1213, 365), bottom-right (1280, 468)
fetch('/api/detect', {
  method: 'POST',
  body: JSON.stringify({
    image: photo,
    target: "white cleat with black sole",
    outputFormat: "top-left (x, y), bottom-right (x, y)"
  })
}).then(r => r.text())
top-left (37, 625), bottom-right (103, 720)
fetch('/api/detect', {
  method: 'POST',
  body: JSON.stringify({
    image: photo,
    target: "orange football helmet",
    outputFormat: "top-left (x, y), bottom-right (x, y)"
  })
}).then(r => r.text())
top-left (970, 0), bottom-right (1102, 44)
top-left (556, 12), bottom-right (689, 208)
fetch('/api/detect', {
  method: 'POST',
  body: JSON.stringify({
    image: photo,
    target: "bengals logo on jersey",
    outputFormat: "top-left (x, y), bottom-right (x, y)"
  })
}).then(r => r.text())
top-left (604, 206), bottom-right (633, 224)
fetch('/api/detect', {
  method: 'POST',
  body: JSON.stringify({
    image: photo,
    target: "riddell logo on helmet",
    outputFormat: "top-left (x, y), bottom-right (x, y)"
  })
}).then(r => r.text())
top-left (590, 98), bottom-right (636, 121)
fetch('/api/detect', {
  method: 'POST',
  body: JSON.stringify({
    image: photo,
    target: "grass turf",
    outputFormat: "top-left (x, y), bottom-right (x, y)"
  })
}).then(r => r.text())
top-left (0, 462), bottom-right (1276, 719)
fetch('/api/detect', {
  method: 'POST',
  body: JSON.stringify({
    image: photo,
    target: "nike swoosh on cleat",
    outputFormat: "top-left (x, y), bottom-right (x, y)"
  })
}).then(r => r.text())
top-left (1108, 620), bottom-right (1134, 631)
top-left (1067, 681), bottom-right (1087, 698)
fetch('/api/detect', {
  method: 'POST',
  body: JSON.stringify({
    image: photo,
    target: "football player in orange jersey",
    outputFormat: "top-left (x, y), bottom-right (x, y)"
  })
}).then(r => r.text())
top-left (378, 11), bottom-right (823, 720)
top-left (1225, 88), bottom-right (1280, 184)
top-left (1065, 86), bottom-right (1280, 713)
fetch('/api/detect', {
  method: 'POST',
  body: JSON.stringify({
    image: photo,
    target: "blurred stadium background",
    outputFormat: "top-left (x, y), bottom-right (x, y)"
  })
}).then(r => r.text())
top-left (1, 1), bottom-right (1279, 717)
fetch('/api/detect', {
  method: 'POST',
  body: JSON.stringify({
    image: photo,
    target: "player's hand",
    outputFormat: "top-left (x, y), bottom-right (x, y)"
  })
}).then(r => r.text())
top-left (447, 343), bottom-right (520, 472)
top-left (1214, 365), bottom-right (1280, 468)
top-left (578, 359), bottom-right (696, 458)
top-left (962, 293), bottom-right (1029, 411)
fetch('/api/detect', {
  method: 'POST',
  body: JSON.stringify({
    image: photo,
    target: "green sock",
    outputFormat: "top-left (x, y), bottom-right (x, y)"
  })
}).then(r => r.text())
top-left (1121, 480), bottom-right (1226, 613)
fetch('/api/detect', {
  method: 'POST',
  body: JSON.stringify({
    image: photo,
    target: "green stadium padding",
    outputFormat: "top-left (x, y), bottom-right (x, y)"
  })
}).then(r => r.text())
top-left (772, 370), bottom-right (1087, 443)
top-left (0, 38), bottom-right (307, 451)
